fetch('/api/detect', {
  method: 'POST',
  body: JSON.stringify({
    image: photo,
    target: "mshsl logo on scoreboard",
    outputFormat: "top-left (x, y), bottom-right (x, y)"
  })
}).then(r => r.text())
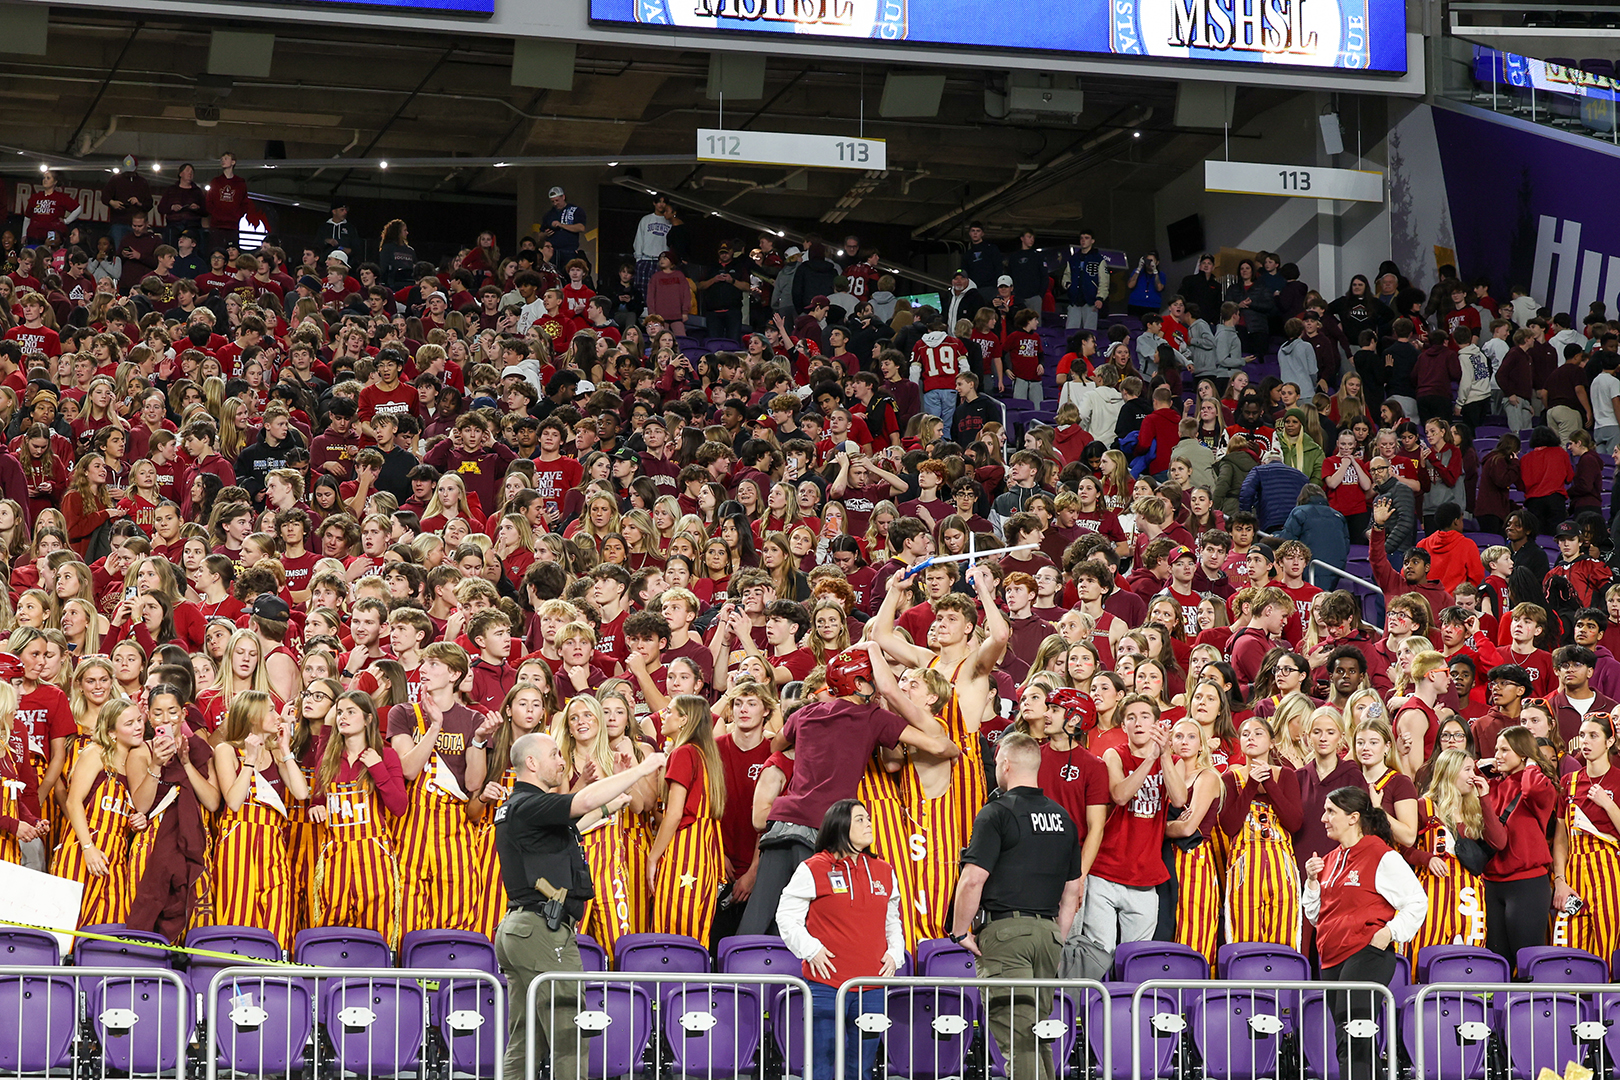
top-left (1112, 0), bottom-right (1371, 68)
top-left (633, 0), bottom-right (907, 38)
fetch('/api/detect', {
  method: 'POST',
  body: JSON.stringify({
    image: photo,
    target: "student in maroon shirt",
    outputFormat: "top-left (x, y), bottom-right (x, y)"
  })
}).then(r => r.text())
top-left (1480, 725), bottom-right (1557, 973)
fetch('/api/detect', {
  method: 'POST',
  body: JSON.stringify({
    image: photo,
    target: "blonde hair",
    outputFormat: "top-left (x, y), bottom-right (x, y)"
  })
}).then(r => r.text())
top-left (1424, 748), bottom-right (1486, 841)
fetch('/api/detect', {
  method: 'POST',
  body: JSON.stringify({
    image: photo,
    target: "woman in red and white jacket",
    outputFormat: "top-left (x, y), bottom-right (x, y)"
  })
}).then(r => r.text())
top-left (1304, 786), bottom-right (1428, 1080)
top-left (776, 798), bottom-right (905, 1080)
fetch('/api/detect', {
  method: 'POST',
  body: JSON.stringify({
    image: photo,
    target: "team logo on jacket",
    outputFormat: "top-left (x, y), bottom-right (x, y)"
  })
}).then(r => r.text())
top-left (1344, 870), bottom-right (1360, 886)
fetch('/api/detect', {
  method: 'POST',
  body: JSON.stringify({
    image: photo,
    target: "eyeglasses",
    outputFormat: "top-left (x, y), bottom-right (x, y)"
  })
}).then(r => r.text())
top-left (1525, 697), bottom-right (1549, 709)
top-left (1274, 666), bottom-right (1302, 675)
top-left (303, 691), bottom-right (333, 703)
top-left (1439, 730), bottom-right (1469, 743)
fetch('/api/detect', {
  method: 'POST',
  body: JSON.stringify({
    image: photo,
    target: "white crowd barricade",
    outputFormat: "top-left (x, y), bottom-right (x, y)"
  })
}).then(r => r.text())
top-left (0, 965), bottom-right (190, 1080)
top-left (203, 964), bottom-right (506, 1080)
top-left (1130, 978), bottom-right (1398, 1080)
top-left (1410, 979), bottom-right (1620, 1080)
top-left (831, 975), bottom-right (1109, 1080)
top-left (528, 969), bottom-right (814, 1080)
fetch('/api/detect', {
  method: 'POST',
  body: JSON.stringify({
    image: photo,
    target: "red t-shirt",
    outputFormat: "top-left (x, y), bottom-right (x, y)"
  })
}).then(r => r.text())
top-left (715, 733), bottom-right (772, 877)
top-left (664, 742), bottom-right (709, 830)
top-left (531, 457), bottom-right (584, 518)
top-left (1090, 746), bottom-right (1169, 887)
top-left (6, 325), bottom-right (59, 358)
top-left (1038, 742), bottom-right (1110, 842)
top-left (358, 383), bottom-right (418, 423)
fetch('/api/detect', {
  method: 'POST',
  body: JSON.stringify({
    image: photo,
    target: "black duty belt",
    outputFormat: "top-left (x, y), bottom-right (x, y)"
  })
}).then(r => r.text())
top-left (981, 910), bottom-right (1055, 924)
top-left (508, 904), bottom-right (579, 929)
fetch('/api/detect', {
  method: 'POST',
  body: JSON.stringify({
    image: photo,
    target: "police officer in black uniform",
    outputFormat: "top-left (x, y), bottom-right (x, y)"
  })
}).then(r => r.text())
top-left (493, 731), bottom-right (665, 1080)
top-left (947, 731), bottom-right (1084, 1080)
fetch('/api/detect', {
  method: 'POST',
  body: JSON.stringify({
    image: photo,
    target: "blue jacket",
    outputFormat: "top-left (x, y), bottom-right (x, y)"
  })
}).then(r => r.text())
top-left (1067, 248), bottom-right (1107, 305)
top-left (1281, 494), bottom-right (1351, 573)
top-left (1240, 461), bottom-right (1309, 531)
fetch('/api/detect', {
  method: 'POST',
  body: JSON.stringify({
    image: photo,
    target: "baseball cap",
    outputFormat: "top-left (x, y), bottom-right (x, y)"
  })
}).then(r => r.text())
top-left (501, 365), bottom-right (528, 381)
top-left (326, 250), bottom-right (350, 266)
top-left (250, 595), bottom-right (290, 622)
top-left (430, 291), bottom-right (448, 302)
top-left (996, 275), bottom-right (1014, 287)
top-left (784, 246), bottom-right (802, 257)
top-left (1556, 521), bottom-right (1582, 540)
top-left (810, 295), bottom-right (831, 309)
top-left (575, 380), bottom-right (597, 396)
top-left (1168, 544), bottom-right (1196, 564)
top-left (612, 447), bottom-right (641, 466)
top-left (952, 268), bottom-right (969, 278)
top-left (548, 186), bottom-right (565, 198)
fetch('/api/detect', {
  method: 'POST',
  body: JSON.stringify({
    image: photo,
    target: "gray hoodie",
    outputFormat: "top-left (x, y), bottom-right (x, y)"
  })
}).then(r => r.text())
top-left (1278, 336), bottom-right (1316, 394)
top-left (1214, 323), bottom-right (1245, 377)
top-left (1188, 319), bottom-right (1217, 376)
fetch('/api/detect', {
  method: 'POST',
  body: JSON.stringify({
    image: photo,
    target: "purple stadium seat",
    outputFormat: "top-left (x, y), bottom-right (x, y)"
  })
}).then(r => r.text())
top-left (1502, 992), bottom-right (1585, 1080)
top-left (987, 990), bottom-right (1078, 1077)
top-left (400, 928), bottom-right (499, 974)
top-left (1299, 990), bottom-right (1389, 1080)
top-left (716, 934), bottom-right (798, 978)
top-left (75, 925), bottom-right (172, 991)
top-left (579, 983), bottom-right (653, 1079)
top-left (1083, 984), bottom-right (1180, 1080)
top-left (882, 985), bottom-right (974, 1080)
top-left (325, 977), bottom-right (428, 1075)
top-left (1401, 992), bottom-right (1490, 1080)
top-left (704, 338), bottom-right (742, 352)
top-left (577, 932), bottom-right (607, 972)
top-left (402, 929), bottom-right (499, 1029)
top-left (0, 927), bottom-right (60, 966)
top-left (1418, 945), bottom-right (1510, 985)
top-left (0, 974), bottom-right (76, 1072)
top-left (439, 978), bottom-right (500, 1076)
top-left (658, 982), bottom-right (762, 1077)
top-left (915, 938), bottom-right (977, 980)
top-left (1216, 942), bottom-right (1310, 1020)
top-left (1515, 945), bottom-right (1607, 984)
top-left (769, 983), bottom-right (808, 1077)
top-left (210, 976), bottom-right (313, 1073)
top-left (613, 932), bottom-right (709, 973)
top-left (293, 925), bottom-right (391, 968)
top-left (89, 975), bottom-right (189, 1073)
top-left (1190, 989), bottom-right (1285, 1080)
top-left (1113, 940), bottom-right (1210, 982)
top-left (184, 924), bottom-right (283, 998)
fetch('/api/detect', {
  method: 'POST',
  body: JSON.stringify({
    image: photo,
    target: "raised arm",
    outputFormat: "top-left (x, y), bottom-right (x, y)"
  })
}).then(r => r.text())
top-left (872, 567), bottom-right (935, 669)
top-left (968, 564), bottom-right (1011, 677)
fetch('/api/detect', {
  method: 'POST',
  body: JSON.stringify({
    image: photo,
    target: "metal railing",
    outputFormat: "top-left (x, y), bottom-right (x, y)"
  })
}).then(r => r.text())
top-left (0, 965), bottom-right (191, 1080)
top-left (203, 965), bottom-right (506, 1080)
top-left (1133, 978), bottom-right (1398, 1080)
top-left (833, 975), bottom-right (1109, 1080)
top-left (1410, 980), bottom-right (1620, 1080)
top-left (527, 969), bottom-right (814, 1080)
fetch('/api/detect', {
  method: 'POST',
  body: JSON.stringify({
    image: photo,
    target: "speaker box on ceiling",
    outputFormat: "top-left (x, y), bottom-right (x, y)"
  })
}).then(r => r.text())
top-left (0, 3), bottom-right (48, 56)
top-left (512, 40), bottom-right (576, 91)
top-left (707, 53), bottom-right (766, 100)
top-left (881, 73), bottom-right (946, 118)
top-left (208, 30), bottom-right (275, 79)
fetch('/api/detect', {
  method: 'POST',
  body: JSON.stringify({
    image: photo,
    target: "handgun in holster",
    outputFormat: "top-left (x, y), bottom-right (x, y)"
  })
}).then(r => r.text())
top-left (535, 876), bottom-right (569, 932)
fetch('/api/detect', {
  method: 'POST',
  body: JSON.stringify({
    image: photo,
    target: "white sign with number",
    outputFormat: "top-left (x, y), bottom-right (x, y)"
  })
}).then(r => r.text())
top-left (696, 129), bottom-right (887, 171)
top-left (1204, 160), bottom-right (1384, 203)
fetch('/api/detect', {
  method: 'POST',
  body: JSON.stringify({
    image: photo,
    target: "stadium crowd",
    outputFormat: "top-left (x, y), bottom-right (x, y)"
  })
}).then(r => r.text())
top-left (2, 166), bottom-right (1620, 1000)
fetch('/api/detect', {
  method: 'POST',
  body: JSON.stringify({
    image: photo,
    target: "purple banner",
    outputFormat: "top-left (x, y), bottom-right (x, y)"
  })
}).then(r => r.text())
top-left (1432, 106), bottom-right (1620, 317)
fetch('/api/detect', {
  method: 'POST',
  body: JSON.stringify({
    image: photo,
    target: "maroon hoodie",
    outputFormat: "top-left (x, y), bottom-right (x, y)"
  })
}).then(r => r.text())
top-left (1414, 343), bottom-right (1461, 398)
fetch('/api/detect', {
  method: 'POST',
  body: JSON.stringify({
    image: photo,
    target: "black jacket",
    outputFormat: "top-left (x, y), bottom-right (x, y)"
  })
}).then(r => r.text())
top-left (1005, 248), bottom-right (1049, 299)
top-left (792, 257), bottom-right (840, 312)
